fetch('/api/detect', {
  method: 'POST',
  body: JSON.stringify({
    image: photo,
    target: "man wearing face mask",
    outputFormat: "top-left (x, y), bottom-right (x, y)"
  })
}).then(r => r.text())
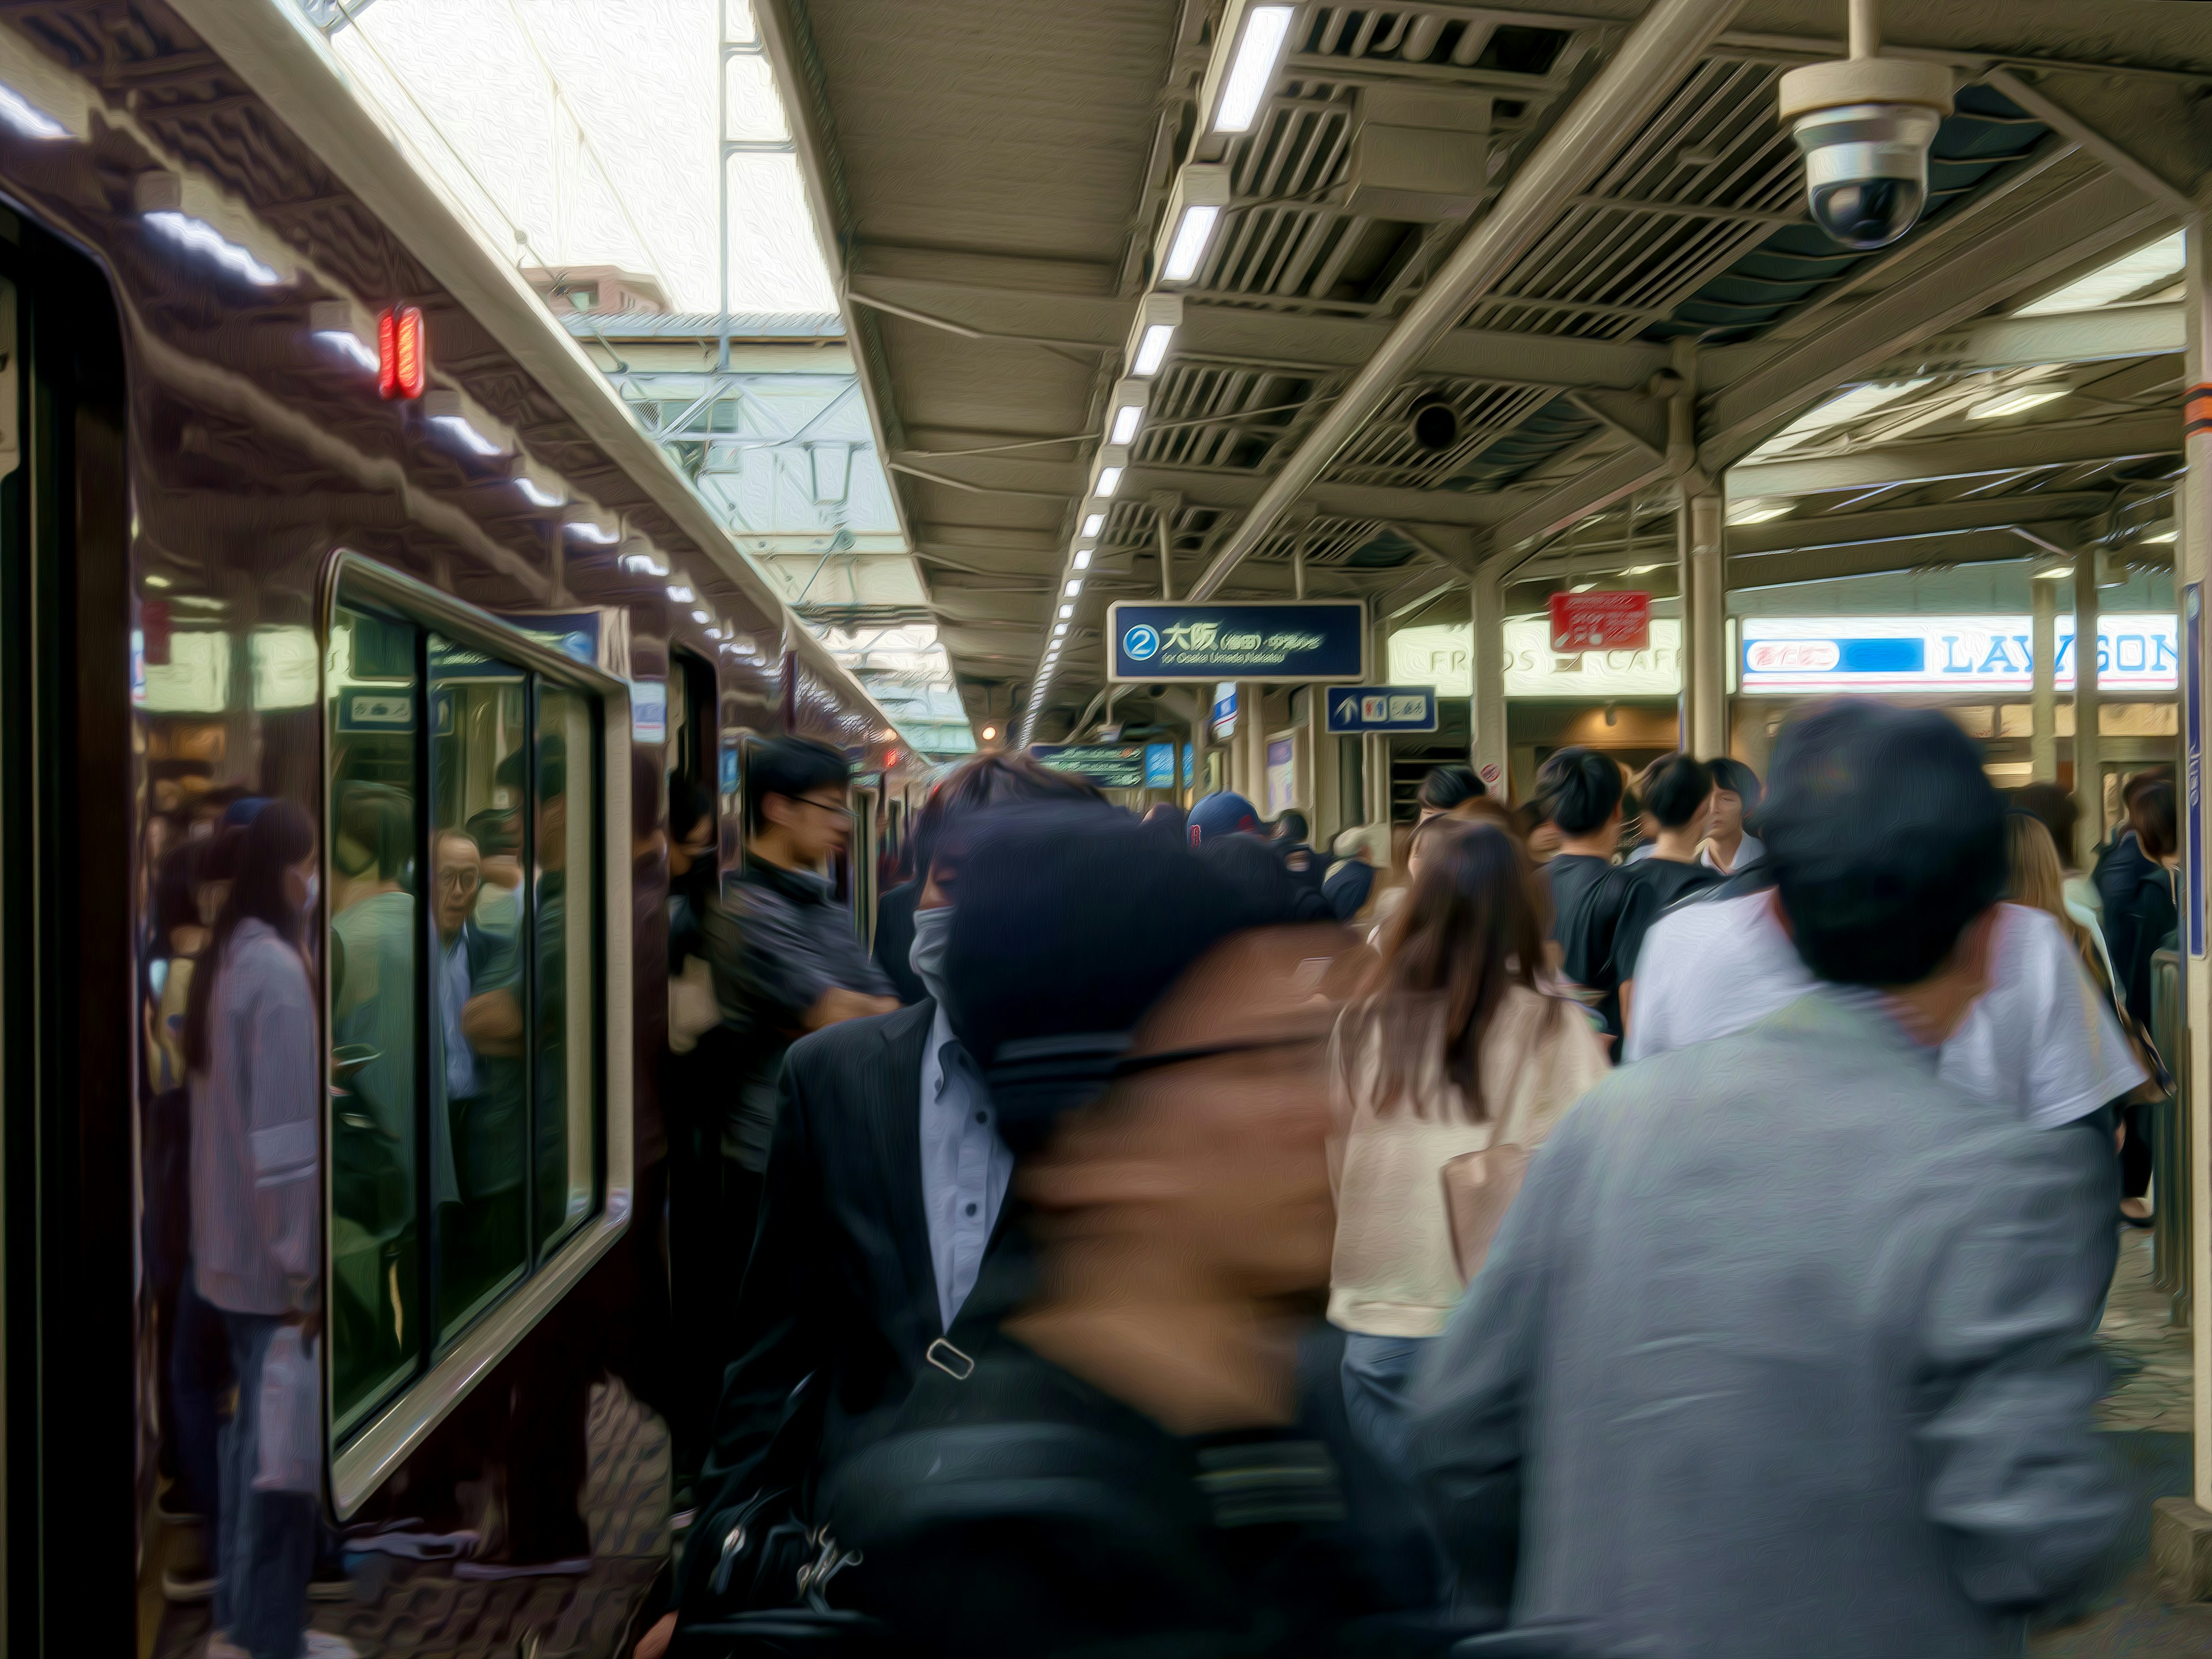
top-left (641, 753), bottom-right (1106, 1659)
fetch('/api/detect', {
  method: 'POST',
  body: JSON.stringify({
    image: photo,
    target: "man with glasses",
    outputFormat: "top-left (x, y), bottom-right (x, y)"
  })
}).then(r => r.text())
top-left (430, 827), bottom-right (524, 1312)
top-left (696, 738), bottom-right (896, 1371)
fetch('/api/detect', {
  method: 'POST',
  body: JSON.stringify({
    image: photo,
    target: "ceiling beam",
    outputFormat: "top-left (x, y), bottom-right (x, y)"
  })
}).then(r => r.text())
top-left (1700, 168), bottom-right (2175, 473)
top-left (1729, 529), bottom-right (2061, 589)
top-left (1512, 493), bottom-right (2113, 585)
top-left (848, 265), bottom-right (1672, 392)
top-left (1726, 410), bottom-right (2177, 498)
top-left (1725, 301), bottom-right (2184, 388)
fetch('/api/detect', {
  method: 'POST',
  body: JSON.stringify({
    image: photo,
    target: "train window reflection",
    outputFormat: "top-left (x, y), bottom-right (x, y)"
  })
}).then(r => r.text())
top-left (328, 603), bottom-right (425, 1433)
top-left (533, 683), bottom-right (599, 1255)
top-left (429, 635), bottom-right (529, 1338)
top-left (325, 579), bottom-right (607, 1444)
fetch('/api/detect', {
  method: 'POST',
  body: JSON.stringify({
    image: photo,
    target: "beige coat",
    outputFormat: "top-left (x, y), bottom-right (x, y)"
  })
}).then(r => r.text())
top-left (1327, 983), bottom-right (1608, 1338)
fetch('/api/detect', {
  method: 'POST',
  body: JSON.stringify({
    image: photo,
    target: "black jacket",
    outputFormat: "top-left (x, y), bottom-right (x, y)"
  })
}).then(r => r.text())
top-left (823, 1320), bottom-right (1455, 1659)
top-left (673, 999), bottom-right (1016, 1612)
top-left (872, 877), bottom-right (927, 1005)
top-left (704, 854), bottom-right (895, 1169)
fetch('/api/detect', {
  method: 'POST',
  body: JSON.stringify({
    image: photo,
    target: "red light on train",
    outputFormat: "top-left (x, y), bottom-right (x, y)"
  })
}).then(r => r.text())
top-left (377, 305), bottom-right (425, 400)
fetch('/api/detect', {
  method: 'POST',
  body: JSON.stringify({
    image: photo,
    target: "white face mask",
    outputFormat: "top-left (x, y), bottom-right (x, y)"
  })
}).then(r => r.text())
top-left (909, 904), bottom-right (954, 1009)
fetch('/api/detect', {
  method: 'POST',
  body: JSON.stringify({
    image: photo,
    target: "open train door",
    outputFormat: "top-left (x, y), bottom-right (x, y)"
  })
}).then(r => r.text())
top-left (0, 216), bottom-right (136, 1655)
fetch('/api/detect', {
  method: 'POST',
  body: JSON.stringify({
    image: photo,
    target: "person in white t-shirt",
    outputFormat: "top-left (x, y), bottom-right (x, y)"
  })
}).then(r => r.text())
top-left (1627, 881), bottom-right (2145, 1131)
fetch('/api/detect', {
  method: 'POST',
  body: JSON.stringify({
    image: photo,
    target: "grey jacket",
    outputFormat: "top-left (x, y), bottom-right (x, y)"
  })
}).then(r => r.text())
top-left (191, 919), bottom-right (320, 1316)
top-left (704, 853), bottom-right (893, 1170)
top-left (1408, 991), bottom-right (2124, 1659)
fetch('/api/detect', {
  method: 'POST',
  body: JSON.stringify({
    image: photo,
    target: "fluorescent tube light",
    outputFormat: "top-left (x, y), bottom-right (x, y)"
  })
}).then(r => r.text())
top-left (666, 585), bottom-right (695, 603)
top-left (1110, 403), bottom-right (1145, 445)
top-left (430, 415), bottom-right (505, 458)
top-left (1059, 604), bottom-right (1074, 619)
top-left (0, 82), bottom-right (67, 140)
top-left (1065, 579), bottom-right (1082, 596)
top-left (1096, 465), bottom-right (1124, 497)
top-left (1215, 5), bottom-right (1294, 134)
top-left (1162, 204), bottom-right (1221, 283)
top-left (1082, 512), bottom-right (1106, 537)
top-left (514, 477), bottom-right (564, 507)
top-left (145, 211), bottom-right (282, 286)
top-left (566, 521), bottom-right (620, 545)
top-left (1074, 549), bottom-right (1093, 570)
top-left (1132, 324), bottom-right (1175, 376)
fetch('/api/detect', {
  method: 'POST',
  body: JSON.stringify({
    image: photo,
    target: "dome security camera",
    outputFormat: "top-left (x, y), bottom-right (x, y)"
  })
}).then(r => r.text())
top-left (1778, 56), bottom-right (1953, 250)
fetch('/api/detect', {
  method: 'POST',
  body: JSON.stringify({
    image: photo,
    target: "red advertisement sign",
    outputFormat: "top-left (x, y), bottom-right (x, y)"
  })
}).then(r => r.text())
top-left (1550, 590), bottom-right (1650, 652)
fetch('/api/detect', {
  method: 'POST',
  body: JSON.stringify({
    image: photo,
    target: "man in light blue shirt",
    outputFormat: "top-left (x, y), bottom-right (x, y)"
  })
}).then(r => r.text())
top-left (915, 966), bottom-right (1013, 1332)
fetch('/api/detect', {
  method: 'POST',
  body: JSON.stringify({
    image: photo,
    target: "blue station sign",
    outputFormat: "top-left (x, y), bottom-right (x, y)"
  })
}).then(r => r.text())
top-left (1108, 601), bottom-right (1366, 683)
top-left (1324, 685), bottom-right (1439, 734)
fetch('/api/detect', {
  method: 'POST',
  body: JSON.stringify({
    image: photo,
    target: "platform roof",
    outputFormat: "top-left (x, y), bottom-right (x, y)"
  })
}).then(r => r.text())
top-left (753, 0), bottom-right (2212, 741)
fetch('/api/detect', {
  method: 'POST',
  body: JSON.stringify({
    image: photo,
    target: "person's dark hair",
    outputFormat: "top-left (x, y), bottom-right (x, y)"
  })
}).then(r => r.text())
top-left (912, 751), bottom-right (1107, 876)
top-left (2123, 767), bottom-right (2175, 808)
top-left (1272, 809), bottom-right (1310, 844)
top-left (749, 735), bottom-right (847, 819)
top-left (1533, 747), bottom-right (1623, 836)
top-left (2014, 782), bottom-right (2079, 870)
top-left (945, 804), bottom-right (1255, 1149)
top-left (182, 799), bottom-right (315, 1073)
top-left (333, 781), bottom-right (411, 881)
top-left (1347, 819), bottom-right (1551, 1122)
top-left (1707, 758), bottom-right (1762, 810)
top-left (465, 806), bottom-right (522, 859)
top-left (1417, 764), bottom-right (1485, 815)
top-left (1762, 703), bottom-right (2005, 986)
top-left (2131, 778), bottom-right (2179, 862)
top-left (668, 774), bottom-right (715, 844)
top-left (1635, 753), bottom-right (1714, 832)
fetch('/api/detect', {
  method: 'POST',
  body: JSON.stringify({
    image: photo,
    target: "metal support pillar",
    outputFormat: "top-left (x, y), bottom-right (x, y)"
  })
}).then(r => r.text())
top-left (1471, 566), bottom-right (1509, 797)
top-left (1681, 487), bottom-right (1727, 759)
top-left (2168, 211), bottom-right (2212, 1570)
top-left (1241, 683), bottom-right (1268, 809)
top-left (2031, 576), bottom-right (2058, 783)
top-left (2075, 546), bottom-right (2103, 869)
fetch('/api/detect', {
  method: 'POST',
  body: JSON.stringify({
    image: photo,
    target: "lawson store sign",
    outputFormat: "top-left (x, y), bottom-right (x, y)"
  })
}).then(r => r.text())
top-left (1739, 615), bottom-right (2178, 695)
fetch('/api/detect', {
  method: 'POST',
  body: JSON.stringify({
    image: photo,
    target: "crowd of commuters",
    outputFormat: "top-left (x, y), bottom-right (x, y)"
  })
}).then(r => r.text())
top-left (616, 703), bottom-right (2166, 1659)
top-left (147, 694), bottom-right (2172, 1659)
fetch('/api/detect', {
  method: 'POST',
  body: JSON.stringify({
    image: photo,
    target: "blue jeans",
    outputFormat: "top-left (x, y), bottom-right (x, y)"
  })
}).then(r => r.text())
top-left (1340, 1332), bottom-right (1435, 1472)
top-left (215, 1310), bottom-right (313, 1659)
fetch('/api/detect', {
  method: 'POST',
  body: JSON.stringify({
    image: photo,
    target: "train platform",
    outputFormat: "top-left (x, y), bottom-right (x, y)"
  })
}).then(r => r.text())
top-left (123, 1227), bottom-right (2206, 1659)
top-left (147, 1380), bottom-right (672, 1659)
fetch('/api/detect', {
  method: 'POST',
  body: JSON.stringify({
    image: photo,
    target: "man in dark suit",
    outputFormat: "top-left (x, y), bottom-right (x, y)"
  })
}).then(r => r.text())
top-left (638, 755), bottom-right (1107, 1658)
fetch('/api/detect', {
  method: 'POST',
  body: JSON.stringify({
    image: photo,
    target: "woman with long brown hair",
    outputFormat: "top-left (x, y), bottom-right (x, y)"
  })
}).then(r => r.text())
top-left (1326, 817), bottom-right (1607, 1468)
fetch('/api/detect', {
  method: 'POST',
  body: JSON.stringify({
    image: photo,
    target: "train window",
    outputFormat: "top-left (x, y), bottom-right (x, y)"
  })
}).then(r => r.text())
top-left (323, 561), bottom-right (620, 1477)
top-left (428, 633), bottom-right (529, 1339)
top-left (328, 597), bottom-right (426, 1432)
top-left (532, 681), bottom-right (600, 1255)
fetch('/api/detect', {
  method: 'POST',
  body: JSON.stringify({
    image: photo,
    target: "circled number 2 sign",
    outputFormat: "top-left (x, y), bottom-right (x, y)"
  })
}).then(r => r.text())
top-left (1549, 590), bottom-right (1650, 652)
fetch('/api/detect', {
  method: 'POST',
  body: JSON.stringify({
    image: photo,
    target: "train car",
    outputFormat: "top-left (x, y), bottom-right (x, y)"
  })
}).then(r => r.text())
top-left (0, 4), bottom-right (925, 1654)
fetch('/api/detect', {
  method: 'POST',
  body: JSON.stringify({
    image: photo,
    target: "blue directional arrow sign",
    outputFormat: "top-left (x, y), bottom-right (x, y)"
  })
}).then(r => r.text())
top-left (1324, 685), bottom-right (1438, 734)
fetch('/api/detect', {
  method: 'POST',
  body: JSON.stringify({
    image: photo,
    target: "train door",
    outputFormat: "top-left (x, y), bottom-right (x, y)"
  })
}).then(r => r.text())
top-left (0, 217), bottom-right (135, 1657)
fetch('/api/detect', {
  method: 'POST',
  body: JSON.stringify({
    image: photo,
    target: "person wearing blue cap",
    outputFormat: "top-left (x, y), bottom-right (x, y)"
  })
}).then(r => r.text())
top-left (1185, 788), bottom-right (1259, 847)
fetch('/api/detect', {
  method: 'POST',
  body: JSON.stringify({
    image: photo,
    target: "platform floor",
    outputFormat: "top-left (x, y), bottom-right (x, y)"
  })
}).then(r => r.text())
top-left (147, 1229), bottom-right (2212, 1658)
top-left (2031, 1226), bottom-right (2211, 1656)
top-left (151, 1377), bottom-right (672, 1659)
